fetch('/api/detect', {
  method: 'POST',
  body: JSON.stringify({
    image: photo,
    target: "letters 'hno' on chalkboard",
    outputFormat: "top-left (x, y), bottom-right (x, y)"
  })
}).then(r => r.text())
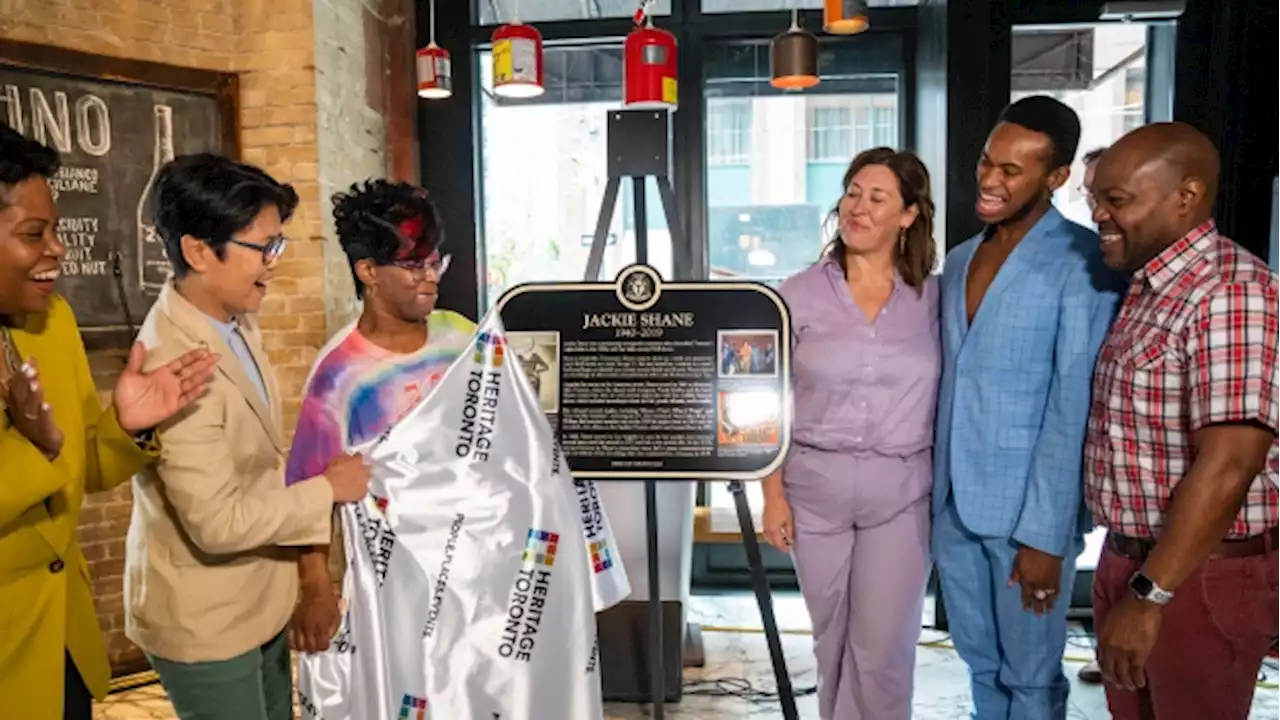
top-left (496, 263), bottom-right (794, 482)
top-left (0, 40), bottom-right (239, 350)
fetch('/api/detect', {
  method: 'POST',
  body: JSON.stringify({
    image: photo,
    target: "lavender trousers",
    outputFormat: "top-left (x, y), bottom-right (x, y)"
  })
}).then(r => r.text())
top-left (784, 446), bottom-right (932, 720)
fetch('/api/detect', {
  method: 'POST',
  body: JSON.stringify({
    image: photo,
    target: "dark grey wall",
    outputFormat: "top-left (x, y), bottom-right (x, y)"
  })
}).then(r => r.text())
top-left (914, 0), bottom-right (1012, 250)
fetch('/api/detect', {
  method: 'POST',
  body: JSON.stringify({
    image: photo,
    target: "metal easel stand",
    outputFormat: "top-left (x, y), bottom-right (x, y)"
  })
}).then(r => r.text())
top-left (583, 108), bottom-right (798, 720)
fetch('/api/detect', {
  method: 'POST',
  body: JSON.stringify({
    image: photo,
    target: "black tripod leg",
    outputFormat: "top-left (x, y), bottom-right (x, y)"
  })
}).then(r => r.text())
top-left (645, 479), bottom-right (665, 720)
top-left (585, 176), bottom-right (621, 281)
top-left (729, 480), bottom-right (798, 720)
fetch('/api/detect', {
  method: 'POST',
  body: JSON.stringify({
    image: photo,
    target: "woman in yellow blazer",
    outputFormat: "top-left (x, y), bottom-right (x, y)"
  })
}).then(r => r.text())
top-left (0, 126), bottom-right (217, 719)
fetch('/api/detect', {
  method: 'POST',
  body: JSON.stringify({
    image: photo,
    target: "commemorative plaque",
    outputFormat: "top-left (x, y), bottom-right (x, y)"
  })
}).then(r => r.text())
top-left (495, 263), bottom-right (792, 480)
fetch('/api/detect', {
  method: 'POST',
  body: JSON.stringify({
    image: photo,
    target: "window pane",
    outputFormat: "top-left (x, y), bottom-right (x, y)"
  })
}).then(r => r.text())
top-left (1011, 22), bottom-right (1160, 230)
top-left (477, 45), bottom-right (673, 312)
top-left (703, 40), bottom-right (901, 286)
top-left (1010, 21), bottom-right (1172, 573)
top-left (476, 0), bottom-right (670, 25)
top-left (701, 0), bottom-right (917, 11)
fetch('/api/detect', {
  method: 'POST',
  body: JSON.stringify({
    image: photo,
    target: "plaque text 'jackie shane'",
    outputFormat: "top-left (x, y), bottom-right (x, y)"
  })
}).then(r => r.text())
top-left (581, 311), bottom-right (695, 338)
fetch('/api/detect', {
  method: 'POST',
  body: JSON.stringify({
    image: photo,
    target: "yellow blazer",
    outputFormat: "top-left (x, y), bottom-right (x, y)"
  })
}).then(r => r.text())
top-left (0, 294), bottom-right (157, 720)
top-left (125, 284), bottom-right (334, 663)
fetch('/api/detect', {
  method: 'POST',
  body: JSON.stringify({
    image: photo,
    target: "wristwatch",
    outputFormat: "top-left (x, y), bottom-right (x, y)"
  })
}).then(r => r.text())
top-left (1129, 570), bottom-right (1174, 606)
top-left (134, 427), bottom-right (158, 450)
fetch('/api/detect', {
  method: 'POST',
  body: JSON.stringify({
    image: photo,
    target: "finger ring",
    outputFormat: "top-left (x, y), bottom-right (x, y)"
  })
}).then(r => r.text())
top-left (23, 408), bottom-right (38, 419)
top-left (1034, 589), bottom-right (1050, 600)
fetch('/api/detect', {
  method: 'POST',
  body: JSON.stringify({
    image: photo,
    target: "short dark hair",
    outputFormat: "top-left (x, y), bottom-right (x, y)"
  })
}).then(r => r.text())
top-left (997, 95), bottom-right (1081, 169)
top-left (331, 179), bottom-right (443, 299)
top-left (0, 124), bottom-right (60, 210)
top-left (152, 153), bottom-right (299, 279)
top-left (1082, 146), bottom-right (1107, 166)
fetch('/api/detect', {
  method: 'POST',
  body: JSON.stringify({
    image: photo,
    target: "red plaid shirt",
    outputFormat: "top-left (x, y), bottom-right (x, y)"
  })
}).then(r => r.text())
top-left (1084, 221), bottom-right (1279, 540)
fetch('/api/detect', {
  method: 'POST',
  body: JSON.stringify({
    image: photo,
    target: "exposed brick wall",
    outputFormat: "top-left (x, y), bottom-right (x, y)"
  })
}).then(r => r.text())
top-left (313, 0), bottom-right (418, 335)
top-left (2, 0), bottom-right (408, 676)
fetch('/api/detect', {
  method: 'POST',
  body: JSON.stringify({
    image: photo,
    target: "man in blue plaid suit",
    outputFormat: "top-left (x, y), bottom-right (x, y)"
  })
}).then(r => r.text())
top-left (932, 96), bottom-right (1124, 719)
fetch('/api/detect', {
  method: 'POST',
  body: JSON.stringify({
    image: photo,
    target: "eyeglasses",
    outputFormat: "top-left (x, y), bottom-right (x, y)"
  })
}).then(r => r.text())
top-left (228, 235), bottom-right (288, 265)
top-left (1077, 185), bottom-right (1097, 210)
top-left (392, 253), bottom-right (451, 280)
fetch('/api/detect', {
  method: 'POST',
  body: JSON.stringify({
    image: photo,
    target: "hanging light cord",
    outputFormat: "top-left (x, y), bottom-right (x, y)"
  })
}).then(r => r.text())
top-left (428, 0), bottom-right (436, 44)
top-left (634, 0), bottom-right (656, 25)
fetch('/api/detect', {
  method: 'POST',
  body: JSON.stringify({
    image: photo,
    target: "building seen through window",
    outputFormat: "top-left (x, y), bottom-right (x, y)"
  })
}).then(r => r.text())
top-left (1011, 22), bottom-right (1154, 228)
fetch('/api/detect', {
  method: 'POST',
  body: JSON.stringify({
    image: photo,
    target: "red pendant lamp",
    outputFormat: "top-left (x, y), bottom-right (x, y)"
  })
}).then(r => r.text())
top-left (417, 0), bottom-right (451, 99)
top-left (624, 2), bottom-right (678, 109)
top-left (824, 0), bottom-right (870, 35)
top-left (770, 8), bottom-right (820, 91)
top-left (491, 0), bottom-right (545, 99)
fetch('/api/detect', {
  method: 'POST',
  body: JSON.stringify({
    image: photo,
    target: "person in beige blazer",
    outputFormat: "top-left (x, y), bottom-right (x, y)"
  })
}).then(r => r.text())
top-left (123, 154), bottom-right (369, 720)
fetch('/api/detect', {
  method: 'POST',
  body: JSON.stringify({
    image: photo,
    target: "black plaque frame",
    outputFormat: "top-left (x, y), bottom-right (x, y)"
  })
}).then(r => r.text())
top-left (0, 40), bottom-right (240, 351)
top-left (494, 270), bottom-right (794, 481)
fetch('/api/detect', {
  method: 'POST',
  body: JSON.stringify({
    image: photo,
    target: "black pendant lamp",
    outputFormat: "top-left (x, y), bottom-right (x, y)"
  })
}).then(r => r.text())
top-left (770, 9), bottom-right (820, 91)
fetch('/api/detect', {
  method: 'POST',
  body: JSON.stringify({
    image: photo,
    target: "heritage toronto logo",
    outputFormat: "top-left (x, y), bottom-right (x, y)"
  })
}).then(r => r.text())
top-left (499, 527), bottom-right (557, 661)
top-left (456, 331), bottom-right (503, 462)
top-left (473, 330), bottom-right (506, 367)
top-left (398, 694), bottom-right (427, 720)
top-left (352, 496), bottom-right (396, 587)
top-left (522, 528), bottom-right (559, 567)
top-left (589, 539), bottom-right (613, 574)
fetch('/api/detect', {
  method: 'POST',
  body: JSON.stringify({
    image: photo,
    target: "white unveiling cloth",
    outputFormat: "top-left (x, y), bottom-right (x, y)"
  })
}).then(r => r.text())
top-left (298, 311), bottom-right (630, 720)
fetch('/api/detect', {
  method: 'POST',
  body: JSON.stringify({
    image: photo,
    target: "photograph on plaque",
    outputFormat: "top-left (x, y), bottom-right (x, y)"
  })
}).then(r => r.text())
top-left (716, 389), bottom-right (782, 454)
top-left (508, 330), bottom-right (561, 414)
top-left (717, 329), bottom-right (778, 378)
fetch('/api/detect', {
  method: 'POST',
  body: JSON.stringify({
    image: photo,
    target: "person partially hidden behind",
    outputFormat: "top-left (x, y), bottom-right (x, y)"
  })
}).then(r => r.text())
top-left (124, 154), bottom-right (370, 720)
top-left (286, 179), bottom-right (475, 652)
top-left (763, 147), bottom-right (940, 720)
top-left (1075, 144), bottom-right (1108, 688)
top-left (0, 126), bottom-right (216, 719)
top-left (932, 96), bottom-right (1124, 720)
top-left (1085, 122), bottom-right (1278, 720)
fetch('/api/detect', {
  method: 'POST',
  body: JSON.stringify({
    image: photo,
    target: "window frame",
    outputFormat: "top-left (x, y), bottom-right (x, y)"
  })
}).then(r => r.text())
top-left (463, 1), bottom-right (918, 593)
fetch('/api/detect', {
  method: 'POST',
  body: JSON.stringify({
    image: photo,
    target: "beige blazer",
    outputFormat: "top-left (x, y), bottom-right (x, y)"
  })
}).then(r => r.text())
top-left (124, 284), bottom-right (334, 663)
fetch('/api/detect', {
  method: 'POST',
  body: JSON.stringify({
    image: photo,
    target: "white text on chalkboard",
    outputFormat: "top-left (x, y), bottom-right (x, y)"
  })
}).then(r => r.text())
top-left (2, 85), bottom-right (112, 156)
top-left (57, 216), bottom-right (106, 277)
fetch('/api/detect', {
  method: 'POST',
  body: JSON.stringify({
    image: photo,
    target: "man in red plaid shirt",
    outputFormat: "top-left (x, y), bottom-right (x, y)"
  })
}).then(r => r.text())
top-left (1085, 121), bottom-right (1279, 719)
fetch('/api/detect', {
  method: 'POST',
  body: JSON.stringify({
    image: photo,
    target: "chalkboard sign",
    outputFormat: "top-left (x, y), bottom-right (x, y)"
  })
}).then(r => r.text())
top-left (0, 41), bottom-right (238, 348)
top-left (496, 264), bottom-right (793, 481)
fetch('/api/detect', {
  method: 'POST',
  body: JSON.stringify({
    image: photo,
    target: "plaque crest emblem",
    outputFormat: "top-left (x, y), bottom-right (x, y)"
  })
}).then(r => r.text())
top-left (614, 263), bottom-right (662, 312)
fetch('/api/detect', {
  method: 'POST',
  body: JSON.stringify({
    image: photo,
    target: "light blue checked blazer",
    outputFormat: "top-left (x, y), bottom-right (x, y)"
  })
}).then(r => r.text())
top-left (933, 207), bottom-right (1124, 557)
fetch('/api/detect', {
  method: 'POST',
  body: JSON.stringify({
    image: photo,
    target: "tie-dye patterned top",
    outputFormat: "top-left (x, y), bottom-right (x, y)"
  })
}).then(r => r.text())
top-left (284, 309), bottom-right (477, 486)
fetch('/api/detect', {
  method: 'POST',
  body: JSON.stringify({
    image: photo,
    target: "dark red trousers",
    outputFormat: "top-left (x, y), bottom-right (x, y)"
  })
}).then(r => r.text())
top-left (1093, 537), bottom-right (1278, 720)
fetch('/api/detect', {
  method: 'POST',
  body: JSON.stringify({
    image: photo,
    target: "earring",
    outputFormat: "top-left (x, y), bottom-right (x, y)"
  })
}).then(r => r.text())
top-left (898, 228), bottom-right (907, 255)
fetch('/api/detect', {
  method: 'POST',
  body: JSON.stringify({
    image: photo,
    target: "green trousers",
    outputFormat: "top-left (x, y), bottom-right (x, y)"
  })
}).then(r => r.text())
top-left (148, 630), bottom-right (292, 720)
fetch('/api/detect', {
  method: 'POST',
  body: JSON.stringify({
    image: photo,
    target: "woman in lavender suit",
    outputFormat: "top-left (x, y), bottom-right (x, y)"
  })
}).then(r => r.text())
top-left (764, 147), bottom-right (941, 720)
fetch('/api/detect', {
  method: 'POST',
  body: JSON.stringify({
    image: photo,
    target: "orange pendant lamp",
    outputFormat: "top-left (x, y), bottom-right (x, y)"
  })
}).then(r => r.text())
top-left (491, 0), bottom-right (545, 99)
top-left (770, 9), bottom-right (820, 90)
top-left (416, 0), bottom-right (451, 99)
top-left (824, 0), bottom-right (870, 35)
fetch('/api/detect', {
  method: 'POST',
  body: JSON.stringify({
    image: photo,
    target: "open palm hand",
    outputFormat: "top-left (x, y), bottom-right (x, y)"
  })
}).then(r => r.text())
top-left (111, 342), bottom-right (218, 435)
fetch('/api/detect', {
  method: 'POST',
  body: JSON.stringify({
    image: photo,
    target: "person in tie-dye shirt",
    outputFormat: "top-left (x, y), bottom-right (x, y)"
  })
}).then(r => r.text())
top-left (284, 179), bottom-right (475, 653)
